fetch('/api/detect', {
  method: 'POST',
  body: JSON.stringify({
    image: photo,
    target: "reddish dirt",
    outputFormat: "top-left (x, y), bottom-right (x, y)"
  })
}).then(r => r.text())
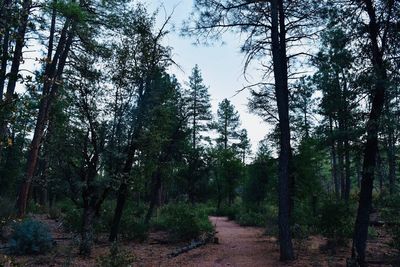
top-left (1, 215), bottom-right (398, 266)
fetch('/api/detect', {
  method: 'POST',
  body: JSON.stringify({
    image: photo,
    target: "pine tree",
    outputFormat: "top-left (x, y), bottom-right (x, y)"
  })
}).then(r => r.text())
top-left (215, 98), bottom-right (240, 150)
top-left (184, 65), bottom-right (212, 151)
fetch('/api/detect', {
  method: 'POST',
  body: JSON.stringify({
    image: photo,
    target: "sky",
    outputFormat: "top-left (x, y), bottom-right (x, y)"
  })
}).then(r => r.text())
top-left (147, 0), bottom-right (269, 154)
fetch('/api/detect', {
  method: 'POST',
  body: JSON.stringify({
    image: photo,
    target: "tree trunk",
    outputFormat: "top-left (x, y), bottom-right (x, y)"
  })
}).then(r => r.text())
top-left (5, 0), bottom-right (31, 101)
top-left (344, 138), bottom-right (351, 202)
top-left (387, 125), bottom-right (396, 194)
top-left (16, 20), bottom-right (73, 217)
top-left (79, 206), bottom-right (96, 256)
top-left (145, 169), bottom-right (162, 225)
top-left (330, 116), bottom-right (340, 199)
top-left (338, 140), bottom-right (346, 200)
top-left (270, 0), bottom-right (294, 261)
top-left (352, 1), bottom-right (388, 264)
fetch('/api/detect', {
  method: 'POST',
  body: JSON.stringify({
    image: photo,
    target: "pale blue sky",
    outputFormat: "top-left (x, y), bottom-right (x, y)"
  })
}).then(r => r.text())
top-left (148, 0), bottom-right (268, 154)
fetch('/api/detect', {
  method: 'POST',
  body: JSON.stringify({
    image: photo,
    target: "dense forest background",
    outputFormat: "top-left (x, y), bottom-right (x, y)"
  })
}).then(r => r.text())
top-left (0, 0), bottom-right (399, 266)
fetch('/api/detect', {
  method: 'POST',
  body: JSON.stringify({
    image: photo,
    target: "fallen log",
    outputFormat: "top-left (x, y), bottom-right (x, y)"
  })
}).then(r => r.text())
top-left (168, 231), bottom-right (218, 258)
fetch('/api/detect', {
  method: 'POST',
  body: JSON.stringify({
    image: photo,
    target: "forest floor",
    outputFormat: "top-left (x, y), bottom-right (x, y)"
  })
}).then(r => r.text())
top-left (1, 215), bottom-right (398, 266)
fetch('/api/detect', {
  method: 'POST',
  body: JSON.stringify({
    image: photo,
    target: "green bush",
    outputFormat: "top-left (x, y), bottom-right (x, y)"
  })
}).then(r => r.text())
top-left (215, 203), bottom-right (240, 220)
top-left (48, 207), bottom-right (62, 220)
top-left (8, 219), bottom-right (54, 255)
top-left (152, 202), bottom-right (213, 241)
top-left (0, 197), bottom-right (15, 238)
top-left (317, 201), bottom-right (354, 241)
top-left (97, 242), bottom-right (135, 267)
top-left (380, 195), bottom-right (400, 252)
top-left (236, 210), bottom-right (265, 227)
top-left (62, 206), bottom-right (82, 233)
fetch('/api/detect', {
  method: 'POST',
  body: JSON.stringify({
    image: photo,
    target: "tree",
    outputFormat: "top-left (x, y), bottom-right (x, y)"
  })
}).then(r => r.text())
top-left (184, 64), bottom-right (212, 151)
top-left (108, 6), bottom-right (175, 241)
top-left (347, 0), bottom-right (398, 264)
top-left (236, 129), bottom-right (251, 163)
top-left (185, 0), bottom-right (319, 259)
top-left (215, 98), bottom-right (240, 150)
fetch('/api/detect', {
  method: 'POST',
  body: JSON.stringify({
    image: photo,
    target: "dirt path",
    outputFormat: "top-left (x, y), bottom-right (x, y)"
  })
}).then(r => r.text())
top-left (168, 216), bottom-right (284, 267)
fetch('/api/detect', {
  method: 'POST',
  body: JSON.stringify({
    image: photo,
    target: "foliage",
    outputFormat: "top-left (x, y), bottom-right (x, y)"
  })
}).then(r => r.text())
top-left (97, 242), bottom-right (135, 267)
top-left (214, 203), bottom-right (240, 220)
top-left (0, 197), bottom-right (15, 236)
top-left (236, 210), bottom-right (265, 227)
top-left (317, 201), bottom-right (354, 241)
top-left (60, 204), bottom-right (82, 233)
top-left (7, 219), bottom-right (54, 255)
top-left (380, 195), bottom-right (400, 252)
top-left (152, 202), bottom-right (214, 241)
top-left (118, 203), bottom-right (149, 241)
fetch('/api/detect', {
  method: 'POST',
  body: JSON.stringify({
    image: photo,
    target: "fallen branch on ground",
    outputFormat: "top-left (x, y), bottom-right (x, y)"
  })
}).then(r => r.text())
top-left (168, 231), bottom-right (218, 258)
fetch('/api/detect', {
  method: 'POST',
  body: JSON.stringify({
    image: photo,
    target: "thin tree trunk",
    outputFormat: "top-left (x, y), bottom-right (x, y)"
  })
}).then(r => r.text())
top-left (5, 0), bottom-right (31, 101)
top-left (17, 20), bottom-right (73, 217)
top-left (338, 140), bottom-right (346, 200)
top-left (271, 0), bottom-right (294, 261)
top-left (351, 1), bottom-right (388, 264)
top-left (344, 138), bottom-right (351, 202)
top-left (387, 124), bottom-right (396, 194)
top-left (145, 169), bottom-right (161, 225)
top-left (330, 116), bottom-right (340, 199)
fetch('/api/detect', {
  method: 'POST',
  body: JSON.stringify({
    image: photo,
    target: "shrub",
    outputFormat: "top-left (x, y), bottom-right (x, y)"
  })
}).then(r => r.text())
top-left (97, 242), bottom-right (135, 267)
top-left (152, 202), bottom-right (213, 241)
top-left (62, 206), bottom-right (82, 233)
top-left (0, 197), bottom-right (15, 239)
top-left (380, 195), bottom-right (400, 252)
top-left (317, 201), bottom-right (354, 242)
top-left (118, 203), bottom-right (149, 241)
top-left (8, 219), bottom-right (54, 255)
top-left (236, 210), bottom-right (265, 227)
top-left (48, 207), bottom-right (62, 220)
top-left (215, 203), bottom-right (239, 220)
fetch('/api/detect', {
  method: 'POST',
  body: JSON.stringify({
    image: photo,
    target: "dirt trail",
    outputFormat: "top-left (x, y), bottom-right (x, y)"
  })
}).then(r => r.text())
top-left (168, 216), bottom-right (284, 267)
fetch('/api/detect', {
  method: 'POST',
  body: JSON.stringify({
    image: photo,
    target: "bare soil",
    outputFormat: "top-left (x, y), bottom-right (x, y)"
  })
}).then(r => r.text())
top-left (1, 215), bottom-right (398, 266)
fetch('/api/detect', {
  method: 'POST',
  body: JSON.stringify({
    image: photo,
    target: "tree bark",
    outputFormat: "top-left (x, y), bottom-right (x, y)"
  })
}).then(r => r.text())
top-left (16, 20), bottom-right (73, 217)
top-left (352, 0), bottom-right (388, 265)
top-left (5, 0), bottom-right (31, 101)
top-left (144, 169), bottom-right (162, 225)
top-left (329, 116), bottom-right (340, 199)
top-left (386, 121), bottom-right (396, 194)
top-left (270, 0), bottom-right (294, 261)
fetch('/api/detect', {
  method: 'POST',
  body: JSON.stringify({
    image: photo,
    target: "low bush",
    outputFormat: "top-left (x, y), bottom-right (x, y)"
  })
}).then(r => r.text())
top-left (152, 202), bottom-right (214, 241)
top-left (0, 197), bottom-right (15, 239)
top-left (97, 242), bottom-right (135, 267)
top-left (380, 195), bottom-right (400, 252)
top-left (8, 219), bottom-right (54, 255)
top-left (317, 201), bottom-right (354, 242)
top-left (236, 210), bottom-right (265, 227)
top-left (214, 203), bottom-right (240, 220)
top-left (118, 202), bottom-right (149, 241)
top-left (48, 207), bottom-right (62, 220)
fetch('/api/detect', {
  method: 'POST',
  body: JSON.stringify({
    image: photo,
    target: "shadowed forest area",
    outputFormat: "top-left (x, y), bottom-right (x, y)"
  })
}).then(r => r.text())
top-left (0, 0), bottom-right (399, 266)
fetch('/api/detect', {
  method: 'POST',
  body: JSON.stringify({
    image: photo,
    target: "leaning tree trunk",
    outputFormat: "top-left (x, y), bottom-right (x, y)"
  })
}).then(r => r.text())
top-left (351, 0), bottom-right (388, 265)
top-left (17, 20), bottom-right (73, 217)
top-left (270, 0), bottom-right (294, 261)
top-left (4, 0), bottom-right (31, 101)
top-left (109, 143), bottom-right (138, 241)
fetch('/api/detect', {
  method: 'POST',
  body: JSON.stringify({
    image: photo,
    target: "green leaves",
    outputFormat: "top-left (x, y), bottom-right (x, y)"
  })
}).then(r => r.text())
top-left (53, 0), bottom-right (87, 22)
